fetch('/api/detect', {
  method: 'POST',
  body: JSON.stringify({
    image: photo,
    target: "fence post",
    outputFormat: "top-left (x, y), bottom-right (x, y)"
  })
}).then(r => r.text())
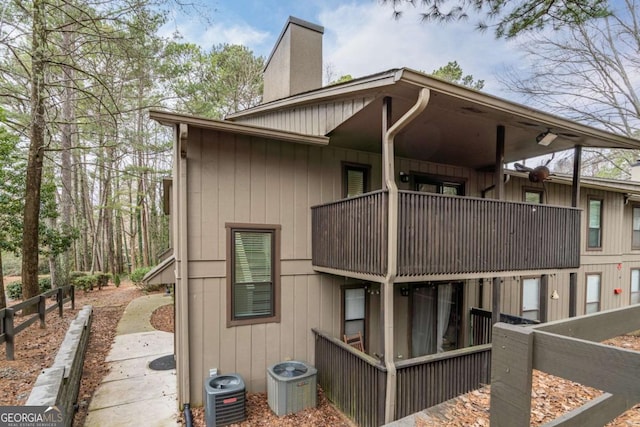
top-left (38, 296), bottom-right (46, 328)
top-left (57, 287), bottom-right (64, 317)
top-left (490, 322), bottom-right (534, 427)
top-left (71, 286), bottom-right (75, 310)
top-left (6, 308), bottom-right (14, 361)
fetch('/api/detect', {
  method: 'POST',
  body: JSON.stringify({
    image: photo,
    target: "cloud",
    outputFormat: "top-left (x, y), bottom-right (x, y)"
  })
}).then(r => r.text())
top-left (318, 3), bottom-right (522, 93)
top-left (159, 19), bottom-right (270, 54)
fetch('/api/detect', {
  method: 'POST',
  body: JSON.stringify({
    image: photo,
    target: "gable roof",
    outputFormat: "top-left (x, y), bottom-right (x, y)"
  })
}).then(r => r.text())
top-left (228, 68), bottom-right (640, 170)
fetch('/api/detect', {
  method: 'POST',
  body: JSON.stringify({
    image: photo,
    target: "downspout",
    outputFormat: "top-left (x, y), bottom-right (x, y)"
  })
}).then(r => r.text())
top-left (177, 123), bottom-right (191, 413)
top-left (382, 88), bottom-right (431, 423)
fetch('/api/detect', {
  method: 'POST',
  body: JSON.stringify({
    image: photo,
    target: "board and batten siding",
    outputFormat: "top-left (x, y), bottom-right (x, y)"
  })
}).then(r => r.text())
top-left (230, 96), bottom-right (376, 136)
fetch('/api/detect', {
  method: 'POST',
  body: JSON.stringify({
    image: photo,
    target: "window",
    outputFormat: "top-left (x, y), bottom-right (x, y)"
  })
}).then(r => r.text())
top-left (343, 287), bottom-right (366, 342)
top-left (633, 206), bottom-right (640, 249)
top-left (226, 224), bottom-right (280, 326)
top-left (587, 198), bottom-right (603, 249)
top-left (523, 189), bottom-right (544, 204)
top-left (343, 163), bottom-right (370, 198)
top-left (414, 174), bottom-right (465, 196)
top-left (411, 282), bottom-right (462, 356)
top-left (522, 278), bottom-right (540, 321)
top-left (585, 274), bottom-right (601, 314)
top-left (632, 269), bottom-right (640, 305)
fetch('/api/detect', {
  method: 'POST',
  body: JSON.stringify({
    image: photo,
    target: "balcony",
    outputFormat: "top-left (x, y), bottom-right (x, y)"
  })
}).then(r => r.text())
top-left (311, 190), bottom-right (581, 278)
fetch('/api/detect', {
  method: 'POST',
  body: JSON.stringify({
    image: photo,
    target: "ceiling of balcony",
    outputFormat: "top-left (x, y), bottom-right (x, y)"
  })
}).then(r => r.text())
top-left (327, 78), bottom-right (637, 170)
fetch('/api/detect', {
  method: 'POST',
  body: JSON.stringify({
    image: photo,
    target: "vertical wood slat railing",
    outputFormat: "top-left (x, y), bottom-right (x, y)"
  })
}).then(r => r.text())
top-left (395, 344), bottom-right (492, 420)
top-left (312, 329), bottom-right (387, 427)
top-left (0, 285), bottom-right (75, 360)
top-left (471, 308), bottom-right (540, 346)
top-left (471, 308), bottom-right (493, 346)
top-left (397, 191), bottom-right (581, 276)
top-left (311, 191), bottom-right (387, 276)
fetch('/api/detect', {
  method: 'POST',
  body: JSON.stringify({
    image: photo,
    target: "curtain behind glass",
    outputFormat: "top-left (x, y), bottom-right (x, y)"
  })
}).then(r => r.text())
top-left (412, 287), bottom-right (436, 357)
top-left (436, 284), bottom-right (453, 353)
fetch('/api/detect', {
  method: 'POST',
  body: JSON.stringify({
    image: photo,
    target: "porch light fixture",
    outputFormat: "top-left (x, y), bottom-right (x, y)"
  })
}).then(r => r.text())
top-left (399, 171), bottom-right (410, 183)
top-left (536, 130), bottom-right (558, 146)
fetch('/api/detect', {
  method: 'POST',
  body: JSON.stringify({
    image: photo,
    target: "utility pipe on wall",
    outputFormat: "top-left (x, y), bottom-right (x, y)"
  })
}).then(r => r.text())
top-left (177, 123), bottom-right (191, 406)
top-left (382, 88), bottom-right (430, 423)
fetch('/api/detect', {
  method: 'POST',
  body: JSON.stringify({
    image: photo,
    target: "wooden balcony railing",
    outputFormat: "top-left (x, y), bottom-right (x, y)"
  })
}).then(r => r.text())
top-left (397, 191), bottom-right (581, 276)
top-left (313, 328), bottom-right (492, 425)
top-left (311, 190), bottom-right (581, 277)
top-left (395, 344), bottom-right (492, 419)
top-left (311, 191), bottom-right (387, 276)
top-left (312, 329), bottom-right (387, 427)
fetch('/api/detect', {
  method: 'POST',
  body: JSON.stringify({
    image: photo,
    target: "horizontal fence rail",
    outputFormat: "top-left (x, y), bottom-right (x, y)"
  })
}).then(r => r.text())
top-left (311, 191), bottom-right (388, 276)
top-left (0, 286), bottom-right (75, 360)
top-left (491, 305), bottom-right (640, 426)
top-left (395, 344), bottom-right (492, 419)
top-left (397, 191), bottom-right (581, 276)
top-left (312, 328), bottom-right (387, 427)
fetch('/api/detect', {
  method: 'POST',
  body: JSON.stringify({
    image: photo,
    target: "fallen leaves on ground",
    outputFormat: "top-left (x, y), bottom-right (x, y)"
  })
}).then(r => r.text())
top-left (415, 334), bottom-right (640, 427)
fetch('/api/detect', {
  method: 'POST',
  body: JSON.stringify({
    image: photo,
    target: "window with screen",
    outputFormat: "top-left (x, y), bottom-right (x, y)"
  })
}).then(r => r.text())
top-left (587, 198), bottom-right (603, 249)
top-left (343, 163), bottom-right (370, 198)
top-left (344, 288), bottom-right (366, 339)
top-left (523, 189), bottom-right (544, 204)
top-left (227, 224), bottom-right (280, 326)
top-left (632, 269), bottom-right (640, 305)
top-left (633, 206), bottom-right (640, 249)
top-left (522, 278), bottom-right (540, 321)
top-left (585, 273), bottom-right (601, 314)
top-left (414, 174), bottom-right (465, 196)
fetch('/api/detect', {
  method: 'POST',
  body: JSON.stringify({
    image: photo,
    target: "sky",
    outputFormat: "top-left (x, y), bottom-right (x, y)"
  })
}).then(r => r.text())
top-left (159, 0), bottom-right (527, 96)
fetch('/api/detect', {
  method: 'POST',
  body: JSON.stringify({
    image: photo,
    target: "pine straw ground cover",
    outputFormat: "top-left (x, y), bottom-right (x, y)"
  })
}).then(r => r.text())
top-left (414, 334), bottom-right (640, 427)
top-left (0, 278), bottom-right (144, 426)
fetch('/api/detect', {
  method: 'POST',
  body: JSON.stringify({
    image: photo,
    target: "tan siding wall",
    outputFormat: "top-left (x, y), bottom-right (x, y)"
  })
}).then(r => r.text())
top-left (231, 96), bottom-right (376, 135)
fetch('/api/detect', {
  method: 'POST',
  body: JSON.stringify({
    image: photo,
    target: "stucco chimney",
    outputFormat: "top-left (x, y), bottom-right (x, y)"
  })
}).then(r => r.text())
top-left (262, 17), bottom-right (324, 103)
top-left (632, 160), bottom-right (640, 181)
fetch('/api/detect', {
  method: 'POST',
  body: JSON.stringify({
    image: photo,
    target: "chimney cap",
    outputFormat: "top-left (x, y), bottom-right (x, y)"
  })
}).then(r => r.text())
top-left (264, 16), bottom-right (324, 71)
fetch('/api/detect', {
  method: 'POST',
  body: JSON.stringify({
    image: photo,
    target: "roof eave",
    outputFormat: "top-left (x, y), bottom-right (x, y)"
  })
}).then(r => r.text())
top-left (150, 110), bottom-right (329, 146)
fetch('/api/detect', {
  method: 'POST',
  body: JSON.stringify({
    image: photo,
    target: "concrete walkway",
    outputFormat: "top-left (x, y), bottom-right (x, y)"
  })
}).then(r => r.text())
top-left (85, 293), bottom-right (178, 426)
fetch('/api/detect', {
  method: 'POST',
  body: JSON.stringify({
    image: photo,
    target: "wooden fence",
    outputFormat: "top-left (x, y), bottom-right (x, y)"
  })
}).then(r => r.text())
top-left (491, 304), bottom-right (640, 426)
top-left (0, 285), bottom-right (75, 360)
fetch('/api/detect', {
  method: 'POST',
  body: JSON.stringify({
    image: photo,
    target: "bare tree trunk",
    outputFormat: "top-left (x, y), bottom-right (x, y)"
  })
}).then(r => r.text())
top-left (0, 251), bottom-right (6, 310)
top-left (60, 24), bottom-right (75, 285)
top-left (22, 0), bottom-right (47, 306)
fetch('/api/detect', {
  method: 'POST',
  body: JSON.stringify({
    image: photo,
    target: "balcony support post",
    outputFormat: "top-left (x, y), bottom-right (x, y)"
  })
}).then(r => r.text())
top-left (495, 125), bottom-right (505, 200)
top-left (569, 145), bottom-right (582, 318)
top-left (492, 277), bottom-right (501, 325)
top-left (382, 88), bottom-right (430, 423)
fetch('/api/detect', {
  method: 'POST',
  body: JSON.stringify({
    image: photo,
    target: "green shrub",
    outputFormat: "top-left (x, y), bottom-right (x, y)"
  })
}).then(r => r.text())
top-left (73, 275), bottom-right (98, 292)
top-left (6, 281), bottom-right (22, 299)
top-left (130, 267), bottom-right (152, 285)
top-left (96, 272), bottom-right (111, 289)
top-left (5, 277), bottom-right (52, 299)
top-left (114, 274), bottom-right (121, 288)
top-left (69, 271), bottom-right (87, 281)
top-left (38, 277), bottom-right (52, 292)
